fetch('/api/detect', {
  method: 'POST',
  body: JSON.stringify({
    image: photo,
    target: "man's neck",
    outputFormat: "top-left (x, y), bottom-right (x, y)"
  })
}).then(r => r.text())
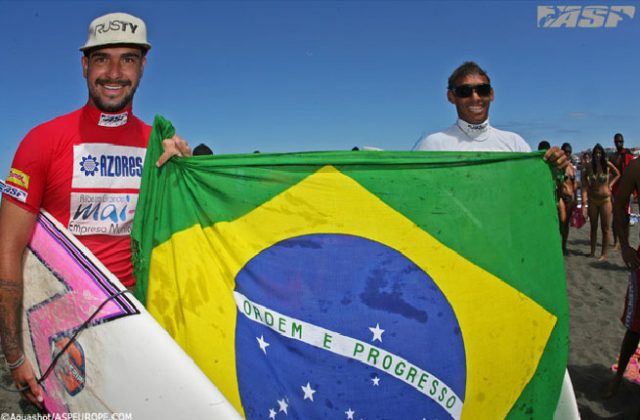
top-left (456, 118), bottom-right (490, 139)
top-left (84, 102), bottom-right (132, 127)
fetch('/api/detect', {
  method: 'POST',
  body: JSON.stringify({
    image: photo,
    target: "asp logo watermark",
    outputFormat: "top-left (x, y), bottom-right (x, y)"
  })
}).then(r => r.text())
top-left (537, 5), bottom-right (635, 28)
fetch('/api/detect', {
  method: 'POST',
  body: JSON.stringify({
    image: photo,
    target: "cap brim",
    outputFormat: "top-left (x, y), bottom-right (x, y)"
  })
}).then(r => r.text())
top-left (80, 42), bottom-right (151, 52)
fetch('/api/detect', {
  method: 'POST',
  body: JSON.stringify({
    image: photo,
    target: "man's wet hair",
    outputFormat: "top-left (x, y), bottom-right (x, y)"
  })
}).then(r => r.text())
top-left (561, 142), bottom-right (572, 152)
top-left (448, 61), bottom-right (491, 89)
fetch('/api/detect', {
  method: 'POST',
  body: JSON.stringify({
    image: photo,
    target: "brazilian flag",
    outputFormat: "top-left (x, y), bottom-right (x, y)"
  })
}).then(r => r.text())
top-left (132, 116), bottom-right (568, 419)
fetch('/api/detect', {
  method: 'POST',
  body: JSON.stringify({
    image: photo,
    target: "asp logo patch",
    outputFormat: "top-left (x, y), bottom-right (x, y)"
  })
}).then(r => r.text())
top-left (2, 183), bottom-right (28, 203)
top-left (537, 5), bottom-right (635, 28)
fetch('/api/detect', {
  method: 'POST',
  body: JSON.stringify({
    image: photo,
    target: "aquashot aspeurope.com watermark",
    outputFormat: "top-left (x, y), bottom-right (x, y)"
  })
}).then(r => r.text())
top-left (538, 5), bottom-right (635, 28)
top-left (0, 413), bottom-right (132, 420)
top-left (0, 413), bottom-right (133, 420)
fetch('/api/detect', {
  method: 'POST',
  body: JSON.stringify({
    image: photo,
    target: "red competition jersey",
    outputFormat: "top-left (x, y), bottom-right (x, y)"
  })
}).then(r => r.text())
top-left (612, 148), bottom-right (636, 197)
top-left (3, 103), bottom-right (151, 287)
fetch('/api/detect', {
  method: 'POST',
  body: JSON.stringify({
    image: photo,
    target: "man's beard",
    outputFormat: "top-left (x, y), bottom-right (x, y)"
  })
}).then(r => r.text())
top-left (88, 79), bottom-right (138, 113)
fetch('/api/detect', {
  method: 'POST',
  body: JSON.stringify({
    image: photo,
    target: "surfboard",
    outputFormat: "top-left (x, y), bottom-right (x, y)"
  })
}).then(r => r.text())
top-left (0, 180), bottom-right (240, 417)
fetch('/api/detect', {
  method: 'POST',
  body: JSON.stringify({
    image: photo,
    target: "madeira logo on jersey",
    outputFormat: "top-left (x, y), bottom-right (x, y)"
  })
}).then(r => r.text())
top-left (73, 144), bottom-right (145, 189)
top-left (68, 193), bottom-right (138, 236)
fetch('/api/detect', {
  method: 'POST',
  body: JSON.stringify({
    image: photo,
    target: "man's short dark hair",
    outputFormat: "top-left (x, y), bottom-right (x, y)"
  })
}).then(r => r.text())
top-left (83, 44), bottom-right (149, 58)
top-left (614, 133), bottom-right (624, 141)
top-left (537, 141), bottom-right (551, 151)
top-left (193, 143), bottom-right (213, 156)
top-left (448, 61), bottom-right (491, 89)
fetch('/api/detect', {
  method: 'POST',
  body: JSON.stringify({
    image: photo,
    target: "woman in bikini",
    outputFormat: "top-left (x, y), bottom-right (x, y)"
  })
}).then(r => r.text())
top-left (558, 143), bottom-right (577, 254)
top-left (581, 143), bottom-right (620, 260)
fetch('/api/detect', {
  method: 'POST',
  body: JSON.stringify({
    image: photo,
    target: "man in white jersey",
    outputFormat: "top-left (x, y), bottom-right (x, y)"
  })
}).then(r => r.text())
top-left (412, 61), bottom-right (566, 167)
top-left (413, 61), bottom-right (577, 417)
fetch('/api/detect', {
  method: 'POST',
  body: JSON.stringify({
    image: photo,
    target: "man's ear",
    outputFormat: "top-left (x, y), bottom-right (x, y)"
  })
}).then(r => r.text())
top-left (81, 56), bottom-right (88, 79)
top-left (140, 56), bottom-right (147, 79)
top-left (447, 89), bottom-right (456, 104)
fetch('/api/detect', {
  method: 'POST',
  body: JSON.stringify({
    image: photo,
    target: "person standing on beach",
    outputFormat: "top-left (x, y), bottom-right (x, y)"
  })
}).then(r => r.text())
top-left (411, 61), bottom-right (567, 169)
top-left (609, 157), bottom-right (640, 397)
top-left (581, 143), bottom-right (620, 261)
top-left (612, 133), bottom-right (635, 248)
top-left (412, 60), bottom-right (575, 414)
top-left (558, 142), bottom-right (577, 254)
top-left (0, 12), bottom-right (190, 408)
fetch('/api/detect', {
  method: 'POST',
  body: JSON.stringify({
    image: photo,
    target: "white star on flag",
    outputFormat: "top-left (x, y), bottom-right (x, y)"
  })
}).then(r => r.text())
top-left (268, 408), bottom-right (277, 419)
top-left (257, 335), bottom-right (270, 354)
top-left (369, 323), bottom-right (384, 342)
top-left (301, 382), bottom-right (316, 401)
top-left (277, 398), bottom-right (289, 414)
top-left (371, 376), bottom-right (380, 386)
top-left (345, 408), bottom-right (355, 419)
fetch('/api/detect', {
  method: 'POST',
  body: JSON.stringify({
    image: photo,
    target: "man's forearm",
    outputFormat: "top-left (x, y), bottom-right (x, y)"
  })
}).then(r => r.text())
top-left (0, 277), bottom-right (24, 360)
top-left (614, 202), bottom-right (631, 249)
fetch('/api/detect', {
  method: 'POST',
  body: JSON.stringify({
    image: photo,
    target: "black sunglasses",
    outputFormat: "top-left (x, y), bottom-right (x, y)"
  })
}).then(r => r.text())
top-left (451, 84), bottom-right (492, 98)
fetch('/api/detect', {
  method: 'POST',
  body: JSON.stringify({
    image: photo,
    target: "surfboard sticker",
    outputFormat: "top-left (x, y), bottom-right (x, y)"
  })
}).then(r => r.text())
top-left (1, 180), bottom-right (240, 418)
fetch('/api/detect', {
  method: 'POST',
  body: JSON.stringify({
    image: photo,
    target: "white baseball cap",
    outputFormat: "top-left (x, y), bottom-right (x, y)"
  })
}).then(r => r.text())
top-left (80, 12), bottom-right (151, 52)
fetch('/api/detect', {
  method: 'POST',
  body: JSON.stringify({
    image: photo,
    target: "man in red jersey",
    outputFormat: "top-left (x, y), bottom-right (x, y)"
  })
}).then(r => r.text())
top-left (0, 12), bottom-right (190, 407)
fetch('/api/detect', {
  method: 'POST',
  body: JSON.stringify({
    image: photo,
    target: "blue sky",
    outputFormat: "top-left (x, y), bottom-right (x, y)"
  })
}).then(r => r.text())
top-left (1, 0), bottom-right (639, 177)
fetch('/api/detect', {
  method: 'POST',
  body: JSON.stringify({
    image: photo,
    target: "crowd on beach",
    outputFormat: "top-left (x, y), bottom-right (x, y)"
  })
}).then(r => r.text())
top-left (540, 134), bottom-right (640, 405)
top-left (542, 134), bottom-right (635, 262)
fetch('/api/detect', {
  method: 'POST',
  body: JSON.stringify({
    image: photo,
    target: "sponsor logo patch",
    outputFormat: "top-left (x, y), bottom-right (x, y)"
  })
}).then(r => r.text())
top-left (52, 337), bottom-right (85, 396)
top-left (98, 111), bottom-right (128, 127)
top-left (537, 5), bottom-right (635, 28)
top-left (2, 183), bottom-right (28, 202)
top-left (72, 144), bottom-right (145, 189)
top-left (7, 168), bottom-right (30, 189)
top-left (94, 20), bottom-right (139, 36)
top-left (68, 192), bottom-right (138, 236)
top-left (79, 155), bottom-right (99, 176)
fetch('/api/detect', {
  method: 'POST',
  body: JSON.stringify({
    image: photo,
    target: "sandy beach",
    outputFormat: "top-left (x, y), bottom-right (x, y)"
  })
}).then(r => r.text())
top-left (566, 219), bottom-right (640, 419)
top-left (2, 222), bottom-right (640, 418)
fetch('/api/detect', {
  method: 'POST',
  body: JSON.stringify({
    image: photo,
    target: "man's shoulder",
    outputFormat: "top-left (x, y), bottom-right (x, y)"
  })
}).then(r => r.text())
top-left (412, 125), bottom-right (458, 151)
top-left (489, 125), bottom-right (525, 140)
top-left (127, 111), bottom-right (150, 126)
top-left (488, 126), bottom-right (530, 152)
top-left (123, 111), bottom-right (152, 137)
top-left (27, 107), bottom-right (84, 137)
